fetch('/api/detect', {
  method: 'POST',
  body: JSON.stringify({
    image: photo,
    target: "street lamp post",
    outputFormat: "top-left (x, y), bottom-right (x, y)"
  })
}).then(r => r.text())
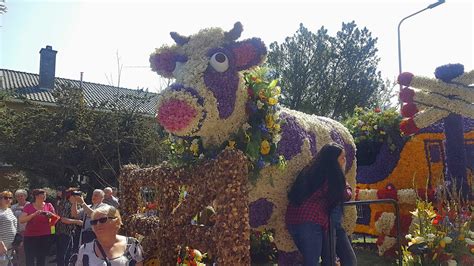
top-left (397, 0), bottom-right (445, 75)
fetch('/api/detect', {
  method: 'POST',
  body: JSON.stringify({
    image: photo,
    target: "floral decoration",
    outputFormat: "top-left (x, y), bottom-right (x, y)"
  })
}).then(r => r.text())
top-left (176, 246), bottom-right (209, 266)
top-left (250, 229), bottom-right (278, 264)
top-left (344, 107), bottom-right (403, 151)
top-left (402, 182), bottom-right (474, 265)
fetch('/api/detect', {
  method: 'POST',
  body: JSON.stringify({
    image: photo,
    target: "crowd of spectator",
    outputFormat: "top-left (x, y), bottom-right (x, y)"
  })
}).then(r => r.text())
top-left (0, 185), bottom-right (143, 266)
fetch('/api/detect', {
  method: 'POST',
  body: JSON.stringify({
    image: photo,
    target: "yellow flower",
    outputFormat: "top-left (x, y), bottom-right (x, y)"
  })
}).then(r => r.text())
top-left (258, 90), bottom-right (266, 100)
top-left (268, 97), bottom-right (278, 106)
top-left (265, 114), bottom-right (274, 128)
top-left (190, 142), bottom-right (199, 156)
top-left (228, 140), bottom-right (236, 149)
top-left (439, 240), bottom-right (446, 248)
top-left (459, 234), bottom-right (465, 241)
top-left (470, 247), bottom-right (474, 254)
top-left (260, 140), bottom-right (271, 155)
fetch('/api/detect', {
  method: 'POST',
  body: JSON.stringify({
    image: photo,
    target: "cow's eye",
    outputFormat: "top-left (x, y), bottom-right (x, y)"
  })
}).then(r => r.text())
top-left (210, 52), bottom-right (229, 72)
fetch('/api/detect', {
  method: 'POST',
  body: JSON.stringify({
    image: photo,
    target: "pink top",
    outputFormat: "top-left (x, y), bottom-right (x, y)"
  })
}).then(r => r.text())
top-left (23, 203), bottom-right (55, 237)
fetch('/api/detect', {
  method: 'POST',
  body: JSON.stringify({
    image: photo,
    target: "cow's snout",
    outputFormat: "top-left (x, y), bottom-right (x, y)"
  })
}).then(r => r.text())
top-left (156, 85), bottom-right (204, 135)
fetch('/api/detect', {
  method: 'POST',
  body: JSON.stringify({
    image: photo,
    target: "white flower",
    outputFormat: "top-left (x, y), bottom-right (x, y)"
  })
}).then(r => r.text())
top-left (469, 230), bottom-right (474, 239)
top-left (273, 134), bottom-right (282, 144)
top-left (191, 139), bottom-right (199, 145)
top-left (446, 259), bottom-right (457, 266)
top-left (405, 234), bottom-right (413, 240)
top-left (427, 233), bottom-right (435, 242)
top-left (443, 236), bottom-right (452, 244)
top-left (256, 100), bottom-right (264, 109)
top-left (414, 236), bottom-right (426, 243)
top-left (241, 123), bottom-right (251, 131)
top-left (465, 238), bottom-right (474, 245)
top-left (198, 153), bottom-right (205, 159)
top-left (373, 125), bottom-right (378, 130)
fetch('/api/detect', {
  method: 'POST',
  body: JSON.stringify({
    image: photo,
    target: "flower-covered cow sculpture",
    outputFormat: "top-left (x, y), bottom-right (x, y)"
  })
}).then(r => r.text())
top-left (150, 22), bottom-right (357, 260)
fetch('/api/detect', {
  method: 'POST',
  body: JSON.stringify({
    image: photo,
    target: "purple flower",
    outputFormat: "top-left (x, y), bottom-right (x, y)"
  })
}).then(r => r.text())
top-left (249, 198), bottom-right (274, 228)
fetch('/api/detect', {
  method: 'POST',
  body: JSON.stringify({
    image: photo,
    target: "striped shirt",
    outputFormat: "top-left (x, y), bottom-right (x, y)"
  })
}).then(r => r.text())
top-left (0, 208), bottom-right (18, 249)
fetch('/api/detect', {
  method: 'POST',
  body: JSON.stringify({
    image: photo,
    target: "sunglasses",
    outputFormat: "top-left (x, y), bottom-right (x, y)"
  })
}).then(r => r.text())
top-left (2, 197), bottom-right (13, 200)
top-left (90, 217), bottom-right (116, 226)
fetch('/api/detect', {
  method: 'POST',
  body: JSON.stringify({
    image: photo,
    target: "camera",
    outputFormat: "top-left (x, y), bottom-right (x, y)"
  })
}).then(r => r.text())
top-left (71, 191), bottom-right (83, 196)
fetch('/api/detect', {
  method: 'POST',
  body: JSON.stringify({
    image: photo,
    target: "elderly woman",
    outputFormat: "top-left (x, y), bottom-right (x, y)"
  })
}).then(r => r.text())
top-left (19, 189), bottom-right (56, 266)
top-left (11, 189), bottom-right (30, 266)
top-left (75, 204), bottom-right (144, 266)
top-left (0, 191), bottom-right (17, 265)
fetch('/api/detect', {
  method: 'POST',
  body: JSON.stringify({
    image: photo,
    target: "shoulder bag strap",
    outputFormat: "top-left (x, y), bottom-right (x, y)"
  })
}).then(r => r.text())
top-left (95, 240), bottom-right (112, 266)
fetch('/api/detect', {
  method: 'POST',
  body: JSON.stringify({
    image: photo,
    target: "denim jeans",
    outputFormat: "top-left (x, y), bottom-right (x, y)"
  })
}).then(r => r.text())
top-left (287, 223), bottom-right (324, 266)
top-left (322, 205), bottom-right (357, 266)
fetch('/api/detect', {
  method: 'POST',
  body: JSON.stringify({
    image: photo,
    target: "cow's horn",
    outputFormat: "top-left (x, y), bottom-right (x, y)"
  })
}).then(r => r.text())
top-left (224, 22), bottom-right (243, 41)
top-left (170, 32), bottom-right (190, 46)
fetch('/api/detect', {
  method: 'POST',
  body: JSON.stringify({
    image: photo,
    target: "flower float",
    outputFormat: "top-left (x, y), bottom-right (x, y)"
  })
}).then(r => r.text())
top-left (144, 22), bottom-right (357, 262)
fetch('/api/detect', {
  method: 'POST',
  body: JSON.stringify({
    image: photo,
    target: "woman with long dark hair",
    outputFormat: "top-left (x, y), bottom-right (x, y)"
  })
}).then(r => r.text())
top-left (285, 143), bottom-right (347, 265)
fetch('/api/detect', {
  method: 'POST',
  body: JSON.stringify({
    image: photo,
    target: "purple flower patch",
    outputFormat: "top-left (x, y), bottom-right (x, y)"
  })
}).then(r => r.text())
top-left (277, 113), bottom-right (316, 160)
top-left (357, 142), bottom-right (401, 184)
top-left (203, 67), bottom-right (239, 119)
top-left (249, 198), bottom-right (274, 228)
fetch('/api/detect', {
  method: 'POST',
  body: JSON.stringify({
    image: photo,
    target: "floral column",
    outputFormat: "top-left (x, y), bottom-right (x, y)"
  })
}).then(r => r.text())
top-left (398, 64), bottom-right (474, 197)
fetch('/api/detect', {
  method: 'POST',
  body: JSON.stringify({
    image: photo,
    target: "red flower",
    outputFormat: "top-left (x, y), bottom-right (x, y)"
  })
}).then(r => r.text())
top-left (400, 118), bottom-right (419, 135)
top-left (377, 184), bottom-right (398, 200)
top-left (399, 87), bottom-right (415, 103)
top-left (417, 188), bottom-right (435, 202)
top-left (401, 103), bottom-right (418, 118)
top-left (374, 107), bottom-right (381, 113)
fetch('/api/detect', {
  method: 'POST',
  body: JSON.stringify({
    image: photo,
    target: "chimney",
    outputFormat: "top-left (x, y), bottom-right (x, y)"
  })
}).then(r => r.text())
top-left (39, 45), bottom-right (57, 90)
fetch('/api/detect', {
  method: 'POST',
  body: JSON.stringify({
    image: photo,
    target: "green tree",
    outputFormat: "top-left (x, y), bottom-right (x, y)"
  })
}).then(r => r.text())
top-left (0, 84), bottom-right (167, 191)
top-left (268, 21), bottom-right (388, 120)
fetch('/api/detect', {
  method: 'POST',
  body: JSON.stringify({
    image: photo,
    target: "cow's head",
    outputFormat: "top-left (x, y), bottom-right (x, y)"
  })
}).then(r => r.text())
top-left (150, 22), bottom-right (266, 146)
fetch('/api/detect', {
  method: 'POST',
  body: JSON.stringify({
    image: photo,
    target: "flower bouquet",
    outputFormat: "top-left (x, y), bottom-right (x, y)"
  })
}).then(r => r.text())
top-left (344, 107), bottom-right (403, 165)
top-left (250, 229), bottom-right (278, 264)
top-left (402, 180), bottom-right (473, 265)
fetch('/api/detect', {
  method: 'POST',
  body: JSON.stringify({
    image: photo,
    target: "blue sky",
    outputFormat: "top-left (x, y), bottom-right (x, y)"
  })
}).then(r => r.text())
top-left (1, 0), bottom-right (472, 92)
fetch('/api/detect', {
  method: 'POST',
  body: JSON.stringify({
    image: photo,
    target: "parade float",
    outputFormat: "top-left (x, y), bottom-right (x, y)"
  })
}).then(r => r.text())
top-left (119, 22), bottom-right (357, 264)
top-left (352, 64), bottom-right (473, 259)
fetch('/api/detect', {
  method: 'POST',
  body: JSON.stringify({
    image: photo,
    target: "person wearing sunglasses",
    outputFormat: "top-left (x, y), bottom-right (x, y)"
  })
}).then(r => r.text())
top-left (0, 191), bottom-right (17, 265)
top-left (75, 204), bottom-right (144, 266)
top-left (19, 188), bottom-right (56, 266)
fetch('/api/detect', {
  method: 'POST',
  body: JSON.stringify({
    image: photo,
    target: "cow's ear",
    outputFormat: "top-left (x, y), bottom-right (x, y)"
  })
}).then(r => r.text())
top-left (231, 38), bottom-right (267, 71)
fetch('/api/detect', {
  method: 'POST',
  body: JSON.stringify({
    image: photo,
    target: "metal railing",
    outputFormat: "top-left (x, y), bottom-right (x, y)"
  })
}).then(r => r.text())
top-left (328, 199), bottom-right (402, 266)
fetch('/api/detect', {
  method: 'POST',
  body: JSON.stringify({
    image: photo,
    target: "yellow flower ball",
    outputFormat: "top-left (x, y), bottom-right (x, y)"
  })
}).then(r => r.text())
top-left (190, 142), bottom-right (199, 156)
top-left (228, 140), bottom-right (236, 149)
top-left (260, 140), bottom-right (271, 155)
top-left (439, 240), bottom-right (446, 248)
top-left (268, 97), bottom-right (278, 106)
top-left (265, 115), bottom-right (274, 128)
top-left (470, 247), bottom-right (474, 254)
